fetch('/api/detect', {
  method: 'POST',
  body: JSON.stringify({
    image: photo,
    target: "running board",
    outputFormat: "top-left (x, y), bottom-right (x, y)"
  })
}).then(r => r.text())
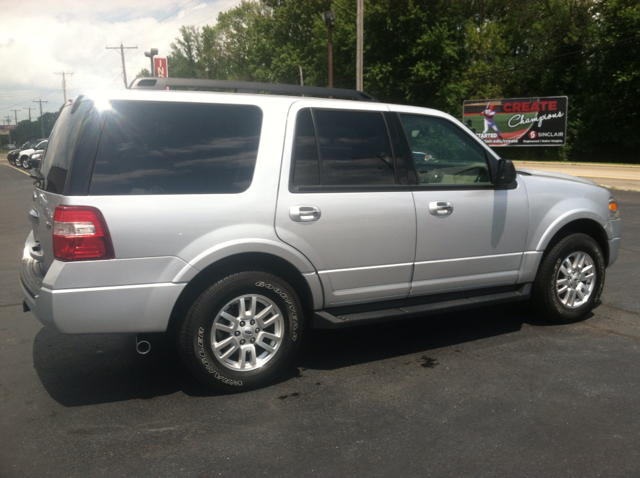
top-left (312, 284), bottom-right (531, 329)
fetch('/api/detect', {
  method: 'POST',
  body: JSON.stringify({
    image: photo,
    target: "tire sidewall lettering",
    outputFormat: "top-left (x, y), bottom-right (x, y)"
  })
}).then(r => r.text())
top-left (255, 280), bottom-right (299, 341)
top-left (195, 326), bottom-right (243, 386)
top-left (181, 273), bottom-right (303, 391)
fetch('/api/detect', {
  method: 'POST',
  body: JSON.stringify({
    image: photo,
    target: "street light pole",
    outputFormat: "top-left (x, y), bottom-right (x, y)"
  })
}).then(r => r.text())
top-left (322, 10), bottom-right (336, 88)
top-left (145, 48), bottom-right (159, 77)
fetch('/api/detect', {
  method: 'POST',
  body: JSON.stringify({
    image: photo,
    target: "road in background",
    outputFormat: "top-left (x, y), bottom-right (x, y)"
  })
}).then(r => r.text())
top-left (1, 157), bottom-right (639, 477)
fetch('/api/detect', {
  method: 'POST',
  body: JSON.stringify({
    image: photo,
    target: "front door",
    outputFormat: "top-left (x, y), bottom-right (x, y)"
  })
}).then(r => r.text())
top-left (396, 112), bottom-right (529, 296)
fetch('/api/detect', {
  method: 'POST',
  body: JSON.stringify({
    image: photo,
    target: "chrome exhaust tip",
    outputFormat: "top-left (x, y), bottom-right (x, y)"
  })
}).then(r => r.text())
top-left (135, 335), bottom-right (151, 355)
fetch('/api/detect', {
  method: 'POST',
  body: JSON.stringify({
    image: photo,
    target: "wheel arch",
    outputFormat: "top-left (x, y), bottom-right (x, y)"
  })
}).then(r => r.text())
top-left (167, 252), bottom-right (320, 336)
top-left (538, 218), bottom-right (610, 266)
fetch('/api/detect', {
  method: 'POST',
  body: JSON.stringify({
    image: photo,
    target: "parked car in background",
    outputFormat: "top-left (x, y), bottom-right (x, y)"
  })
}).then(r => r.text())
top-left (27, 147), bottom-right (46, 170)
top-left (8, 141), bottom-right (33, 165)
top-left (18, 139), bottom-right (47, 169)
top-left (3, 143), bottom-right (16, 150)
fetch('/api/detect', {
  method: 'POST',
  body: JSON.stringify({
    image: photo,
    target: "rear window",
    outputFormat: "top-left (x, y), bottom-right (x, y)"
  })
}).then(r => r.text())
top-left (90, 101), bottom-right (262, 195)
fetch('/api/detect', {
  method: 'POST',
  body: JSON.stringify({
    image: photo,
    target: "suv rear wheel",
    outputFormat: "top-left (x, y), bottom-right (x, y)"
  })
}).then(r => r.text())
top-left (533, 233), bottom-right (605, 324)
top-left (178, 271), bottom-right (303, 391)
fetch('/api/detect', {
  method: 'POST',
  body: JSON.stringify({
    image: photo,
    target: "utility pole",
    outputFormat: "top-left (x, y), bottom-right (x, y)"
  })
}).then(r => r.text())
top-left (54, 71), bottom-right (74, 104)
top-left (11, 109), bottom-right (19, 124)
top-left (4, 116), bottom-right (11, 125)
top-left (33, 100), bottom-right (48, 138)
top-left (24, 107), bottom-right (35, 122)
top-left (356, 0), bottom-right (364, 91)
top-left (106, 43), bottom-right (138, 88)
top-left (322, 10), bottom-right (337, 88)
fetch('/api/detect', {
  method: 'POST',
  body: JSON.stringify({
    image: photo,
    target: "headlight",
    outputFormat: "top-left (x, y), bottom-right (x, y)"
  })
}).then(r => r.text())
top-left (609, 197), bottom-right (619, 219)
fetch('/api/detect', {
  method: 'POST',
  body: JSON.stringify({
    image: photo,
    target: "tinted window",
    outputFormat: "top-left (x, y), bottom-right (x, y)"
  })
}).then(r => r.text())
top-left (314, 110), bottom-right (395, 186)
top-left (400, 114), bottom-right (491, 185)
top-left (90, 101), bottom-right (262, 195)
top-left (292, 109), bottom-right (320, 186)
top-left (40, 99), bottom-right (95, 194)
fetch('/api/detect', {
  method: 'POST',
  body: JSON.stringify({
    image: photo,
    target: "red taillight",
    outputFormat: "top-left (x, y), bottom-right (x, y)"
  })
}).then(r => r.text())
top-left (53, 206), bottom-right (115, 261)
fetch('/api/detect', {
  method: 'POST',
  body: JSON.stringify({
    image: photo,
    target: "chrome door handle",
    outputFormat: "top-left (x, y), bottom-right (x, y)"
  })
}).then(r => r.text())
top-left (289, 206), bottom-right (321, 222)
top-left (428, 201), bottom-right (454, 216)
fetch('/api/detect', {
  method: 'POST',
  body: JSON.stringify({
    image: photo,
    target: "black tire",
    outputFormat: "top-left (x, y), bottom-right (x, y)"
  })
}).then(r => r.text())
top-left (178, 271), bottom-right (303, 392)
top-left (533, 233), bottom-right (605, 324)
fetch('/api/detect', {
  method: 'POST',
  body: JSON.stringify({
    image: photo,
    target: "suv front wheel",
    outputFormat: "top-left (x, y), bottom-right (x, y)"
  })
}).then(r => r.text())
top-left (533, 233), bottom-right (605, 324)
top-left (178, 271), bottom-right (303, 391)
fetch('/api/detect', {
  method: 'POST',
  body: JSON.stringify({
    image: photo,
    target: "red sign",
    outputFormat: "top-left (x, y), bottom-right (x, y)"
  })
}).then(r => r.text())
top-left (0, 125), bottom-right (16, 130)
top-left (154, 57), bottom-right (168, 78)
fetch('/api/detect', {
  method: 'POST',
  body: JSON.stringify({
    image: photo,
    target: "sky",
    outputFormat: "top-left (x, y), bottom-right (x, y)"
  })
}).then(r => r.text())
top-left (0, 0), bottom-right (242, 124)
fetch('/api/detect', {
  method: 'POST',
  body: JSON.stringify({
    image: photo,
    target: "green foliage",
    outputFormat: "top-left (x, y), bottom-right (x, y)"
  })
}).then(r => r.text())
top-left (12, 111), bottom-right (60, 143)
top-left (165, 0), bottom-right (640, 163)
top-left (135, 68), bottom-right (152, 78)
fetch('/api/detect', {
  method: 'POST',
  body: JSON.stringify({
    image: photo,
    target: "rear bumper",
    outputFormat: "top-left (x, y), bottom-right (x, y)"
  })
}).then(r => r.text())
top-left (21, 255), bottom-right (186, 334)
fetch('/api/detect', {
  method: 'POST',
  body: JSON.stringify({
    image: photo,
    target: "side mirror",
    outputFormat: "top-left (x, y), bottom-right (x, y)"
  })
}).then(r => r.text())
top-left (496, 159), bottom-right (517, 185)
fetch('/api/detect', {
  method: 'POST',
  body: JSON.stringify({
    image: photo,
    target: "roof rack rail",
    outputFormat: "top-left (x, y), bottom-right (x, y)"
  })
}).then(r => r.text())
top-left (129, 77), bottom-right (378, 102)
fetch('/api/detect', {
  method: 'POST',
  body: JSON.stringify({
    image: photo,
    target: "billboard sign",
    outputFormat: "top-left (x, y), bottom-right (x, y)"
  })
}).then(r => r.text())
top-left (462, 96), bottom-right (567, 147)
top-left (154, 57), bottom-right (168, 78)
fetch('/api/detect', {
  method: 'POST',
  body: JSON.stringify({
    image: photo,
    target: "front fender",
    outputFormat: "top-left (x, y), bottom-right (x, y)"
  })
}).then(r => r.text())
top-left (520, 175), bottom-right (612, 253)
top-left (533, 207), bottom-right (608, 252)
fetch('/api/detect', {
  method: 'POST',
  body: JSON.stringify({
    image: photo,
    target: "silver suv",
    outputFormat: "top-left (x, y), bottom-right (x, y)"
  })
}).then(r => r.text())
top-left (21, 78), bottom-right (621, 391)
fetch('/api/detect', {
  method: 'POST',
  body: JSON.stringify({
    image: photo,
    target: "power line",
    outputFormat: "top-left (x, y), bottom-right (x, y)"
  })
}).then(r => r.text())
top-left (106, 43), bottom-right (138, 88)
top-left (135, 1), bottom-right (244, 48)
top-left (121, 0), bottom-right (197, 42)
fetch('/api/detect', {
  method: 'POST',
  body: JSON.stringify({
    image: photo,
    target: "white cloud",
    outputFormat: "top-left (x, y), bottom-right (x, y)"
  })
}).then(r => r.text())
top-left (0, 0), bottom-right (241, 122)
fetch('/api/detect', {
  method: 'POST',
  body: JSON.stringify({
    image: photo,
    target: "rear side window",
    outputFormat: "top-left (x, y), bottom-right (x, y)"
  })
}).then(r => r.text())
top-left (90, 101), bottom-right (262, 195)
top-left (291, 108), bottom-right (396, 188)
top-left (40, 99), bottom-right (95, 194)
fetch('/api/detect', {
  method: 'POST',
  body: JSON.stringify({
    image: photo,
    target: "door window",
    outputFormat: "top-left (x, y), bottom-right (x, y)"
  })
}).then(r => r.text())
top-left (291, 108), bottom-right (396, 188)
top-left (400, 114), bottom-right (491, 186)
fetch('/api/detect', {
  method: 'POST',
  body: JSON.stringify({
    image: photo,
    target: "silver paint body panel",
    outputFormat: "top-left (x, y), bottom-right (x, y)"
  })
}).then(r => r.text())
top-left (20, 90), bottom-right (621, 334)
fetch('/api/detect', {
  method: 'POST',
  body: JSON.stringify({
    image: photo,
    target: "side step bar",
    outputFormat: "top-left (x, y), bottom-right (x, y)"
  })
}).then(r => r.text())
top-left (312, 284), bottom-right (531, 329)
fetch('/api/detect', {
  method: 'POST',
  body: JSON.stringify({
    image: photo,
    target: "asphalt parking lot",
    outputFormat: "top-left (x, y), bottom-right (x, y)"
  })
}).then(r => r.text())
top-left (1, 158), bottom-right (639, 477)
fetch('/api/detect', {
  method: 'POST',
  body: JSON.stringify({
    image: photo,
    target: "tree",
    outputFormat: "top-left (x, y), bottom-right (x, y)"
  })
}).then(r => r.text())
top-left (163, 0), bottom-right (639, 162)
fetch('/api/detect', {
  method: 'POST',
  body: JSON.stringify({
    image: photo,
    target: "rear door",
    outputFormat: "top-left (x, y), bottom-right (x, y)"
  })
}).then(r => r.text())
top-left (275, 102), bottom-right (417, 307)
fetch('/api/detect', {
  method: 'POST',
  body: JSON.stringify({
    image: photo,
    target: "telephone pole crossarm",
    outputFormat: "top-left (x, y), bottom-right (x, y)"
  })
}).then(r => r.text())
top-left (106, 43), bottom-right (138, 88)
